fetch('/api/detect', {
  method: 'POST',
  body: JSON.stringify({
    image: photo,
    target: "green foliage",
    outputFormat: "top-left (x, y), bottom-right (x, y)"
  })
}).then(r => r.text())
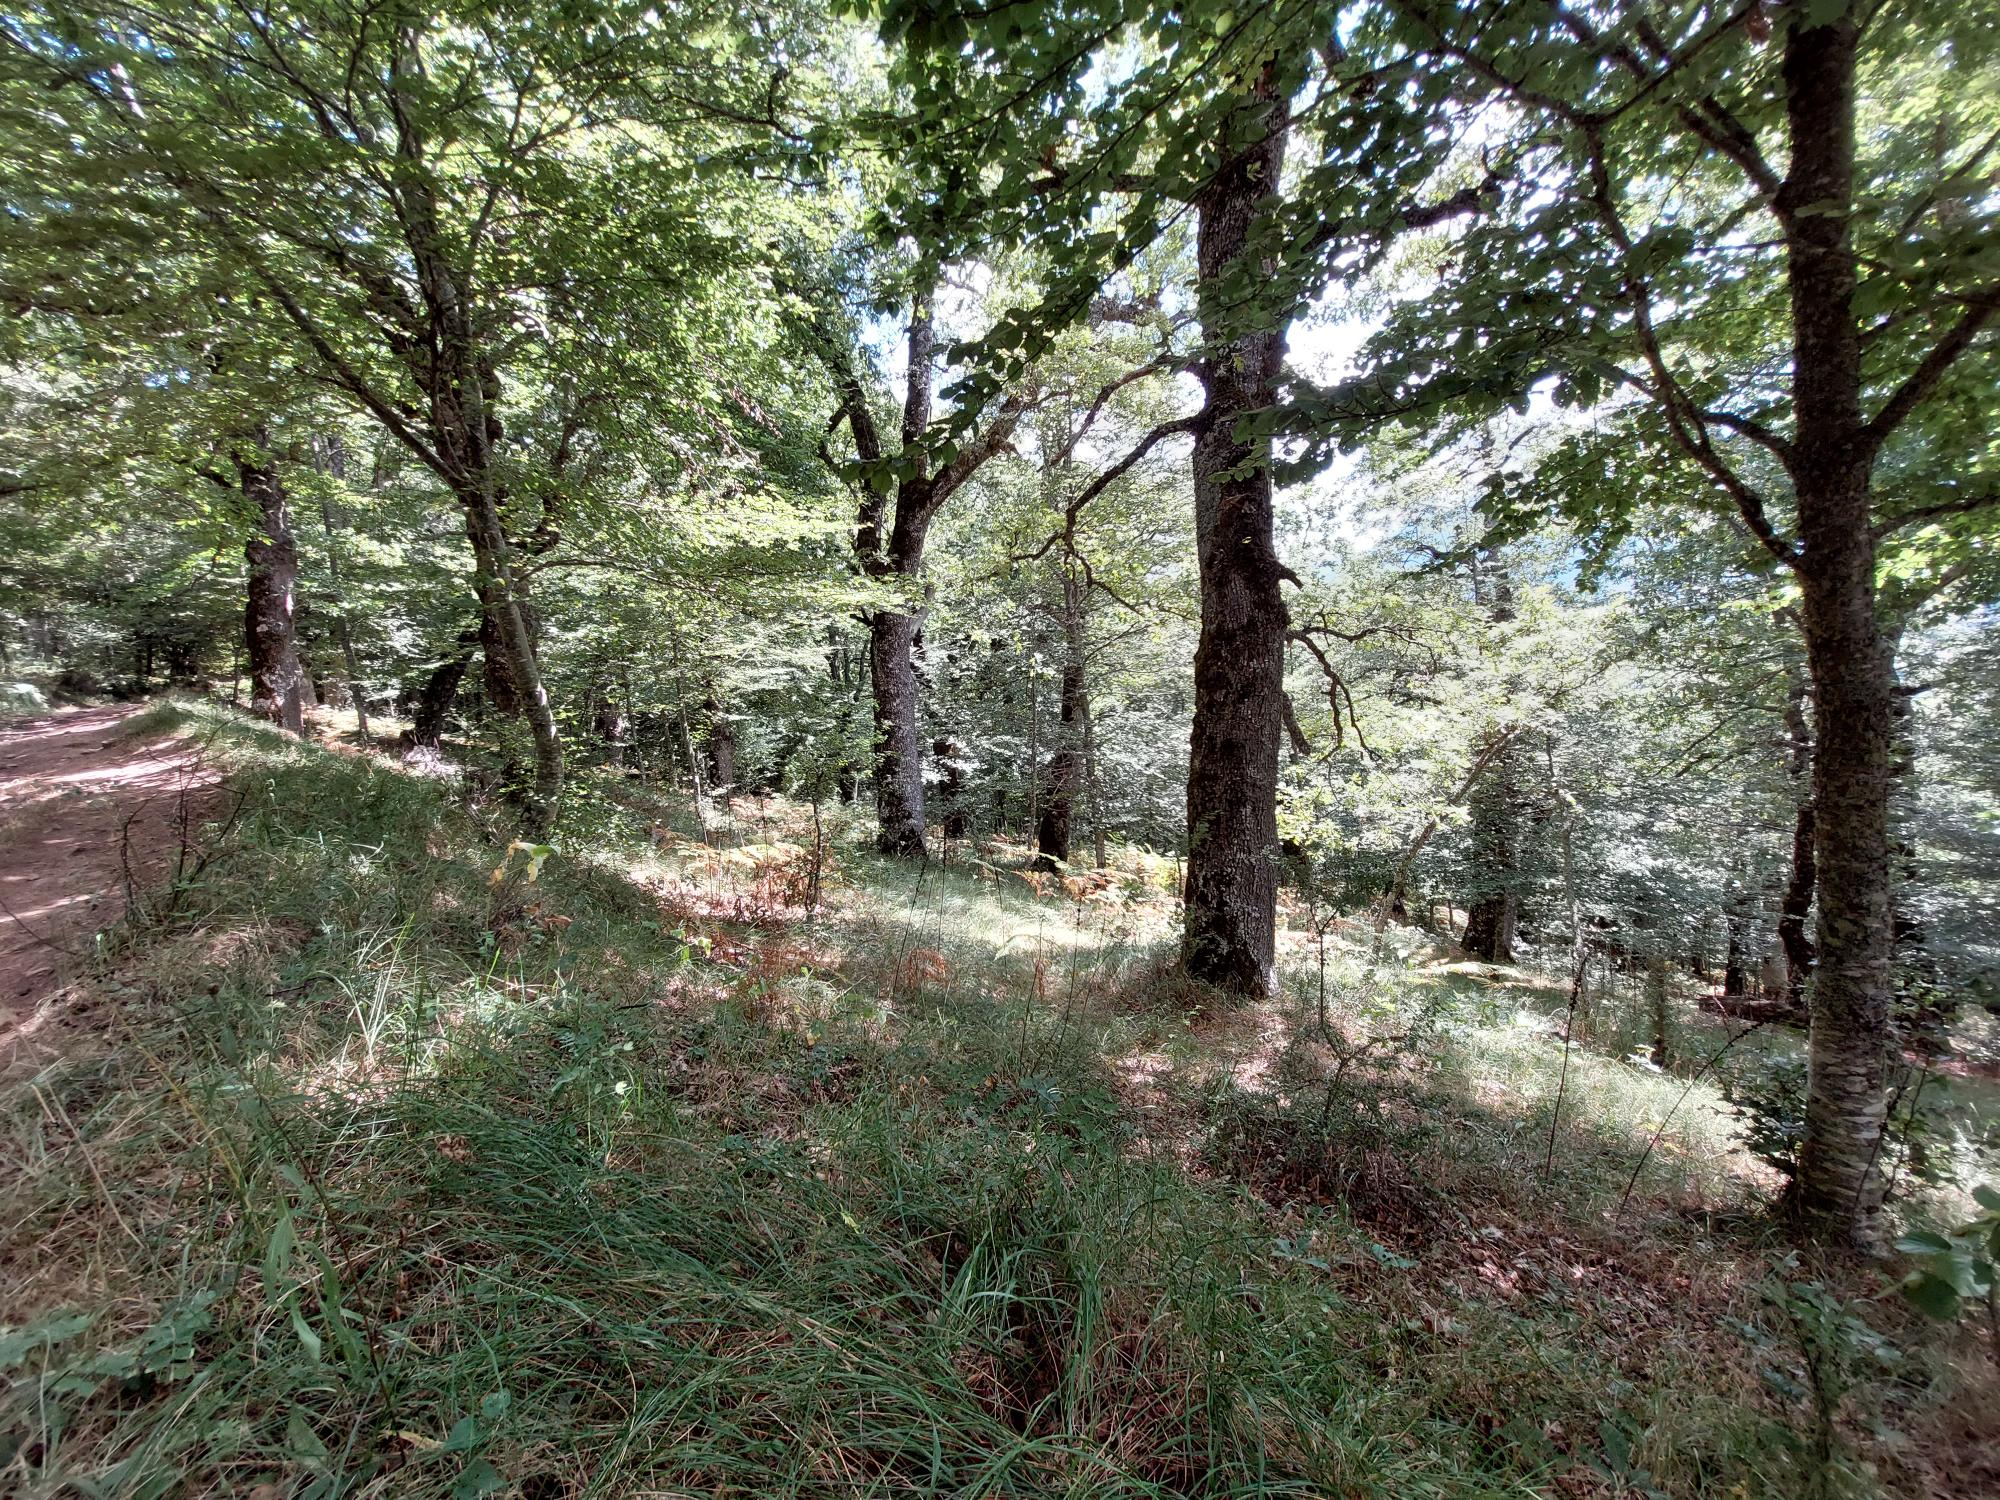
top-left (1730, 1274), bottom-right (1904, 1500)
top-left (1896, 1185), bottom-right (2000, 1342)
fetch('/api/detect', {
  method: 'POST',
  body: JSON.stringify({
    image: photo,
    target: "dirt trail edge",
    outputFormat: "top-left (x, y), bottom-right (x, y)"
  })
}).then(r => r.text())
top-left (0, 704), bottom-right (221, 1050)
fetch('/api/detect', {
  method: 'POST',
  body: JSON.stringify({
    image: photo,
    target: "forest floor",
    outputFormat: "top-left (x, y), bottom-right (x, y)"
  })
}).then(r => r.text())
top-left (0, 704), bottom-right (220, 1050)
top-left (0, 699), bottom-right (1995, 1500)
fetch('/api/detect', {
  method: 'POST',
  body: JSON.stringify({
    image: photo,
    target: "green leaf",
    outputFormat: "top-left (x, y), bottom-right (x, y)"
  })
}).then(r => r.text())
top-left (286, 1408), bottom-right (329, 1462)
top-left (288, 1302), bottom-right (323, 1363)
top-left (1899, 1270), bottom-right (1962, 1321)
top-left (0, 1311), bottom-right (94, 1372)
top-left (453, 1458), bottom-right (504, 1499)
top-left (263, 1211), bottom-right (297, 1300)
top-left (1896, 1229), bottom-right (1955, 1255)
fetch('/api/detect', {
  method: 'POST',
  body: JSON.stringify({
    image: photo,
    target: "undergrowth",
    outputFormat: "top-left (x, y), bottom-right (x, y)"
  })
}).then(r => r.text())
top-left (1, 702), bottom-right (1991, 1499)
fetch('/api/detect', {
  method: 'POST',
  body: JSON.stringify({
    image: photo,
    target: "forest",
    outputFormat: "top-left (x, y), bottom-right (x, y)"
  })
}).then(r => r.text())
top-left (0, 0), bottom-right (1996, 1495)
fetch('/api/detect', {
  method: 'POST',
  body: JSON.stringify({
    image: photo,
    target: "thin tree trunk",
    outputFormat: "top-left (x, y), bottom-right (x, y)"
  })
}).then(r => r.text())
top-left (1723, 897), bottom-right (1751, 998)
top-left (1083, 674), bottom-right (1108, 869)
top-left (703, 690), bottom-right (736, 797)
top-left (820, 275), bottom-right (1029, 856)
top-left (1181, 66), bottom-right (1290, 997)
top-left (934, 736), bottom-right (969, 842)
top-left (239, 441), bottom-right (305, 735)
top-left (1462, 558), bottom-right (1520, 962)
top-left (1036, 572), bottom-right (1087, 872)
top-left (314, 437), bottom-right (370, 744)
top-left (1647, 948), bottom-right (1671, 1068)
top-left (404, 629), bottom-right (478, 750)
top-left (1376, 724), bottom-right (1521, 930)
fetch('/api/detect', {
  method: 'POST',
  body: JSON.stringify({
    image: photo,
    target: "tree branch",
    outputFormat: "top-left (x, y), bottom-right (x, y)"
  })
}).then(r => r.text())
top-left (1860, 285), bottom-right (2000, 456)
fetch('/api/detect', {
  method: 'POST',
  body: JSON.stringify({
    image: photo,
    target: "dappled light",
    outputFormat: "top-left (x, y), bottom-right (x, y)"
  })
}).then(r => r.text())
top-left (3, 2), bottom-right (1998, 1496)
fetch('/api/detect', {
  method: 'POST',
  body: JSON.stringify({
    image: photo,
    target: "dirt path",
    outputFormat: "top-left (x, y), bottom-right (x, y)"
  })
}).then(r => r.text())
top-left (0, 704), bottom-right (219, 1049)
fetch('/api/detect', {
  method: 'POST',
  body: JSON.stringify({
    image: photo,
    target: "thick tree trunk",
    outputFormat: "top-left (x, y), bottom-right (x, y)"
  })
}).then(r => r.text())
top-left (240, 447), bottom-right (305, 735)
top-left (1782, 10), bottom-right (1894, 1248)
top-left (869, 608), bottom-right (927, 856)
top-left (1181, 70), bottom-right (1290, 997)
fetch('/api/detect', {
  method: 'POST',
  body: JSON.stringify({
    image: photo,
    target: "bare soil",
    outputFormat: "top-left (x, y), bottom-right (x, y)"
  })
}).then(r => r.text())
top-left (0, 704), bottom-right (218, 1053)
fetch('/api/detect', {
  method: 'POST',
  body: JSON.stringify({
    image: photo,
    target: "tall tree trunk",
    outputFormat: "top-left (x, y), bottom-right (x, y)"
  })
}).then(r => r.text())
top-left (1181, 69), bottom-right (1290, 997)
top-left (1782, 11), bottom-right (1895, 1248)
top-left (1083, 658), bottom-right (1108, 870)
top-left (314, 435), bottom-right (370, 744)
top-left (459, 481), bottom-right (562, 834)
top-left (933, 736), bottom-right (970, 842)
top-left (391, 38), bottom-right (562, 835)
top-left (591, 683), bottom-right (628, 768)
top-left (1461, 751), bottom-right (1520, 963)
top-left (866, 287), bottom-right (939, 857)
top-left (239, 443), bottom-right (305, 735)
top-left (1647, 947), bottom-right (1672, 1069)
top-left (1723, 895), bottom-right (1752, 999)
top-left (1036, 572), bottom-right (1087, 872)
top-left (1462, 556), bottom-right (1520, 962)
top-left (819, 275), bottom-right (1028, 856)
top-left (704, 691), bottom-right (736, 796)
top-left (869, 609), bottom-right (928, 856)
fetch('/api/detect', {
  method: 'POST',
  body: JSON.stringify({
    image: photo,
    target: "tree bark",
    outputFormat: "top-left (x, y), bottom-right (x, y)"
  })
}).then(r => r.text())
top-left (403, 629), bottom-right (478, 750)
top-left (1774, 673), bottom-right (1817, 1012)
top-left (1035, 571), bottom-right (1088, 872)
top-left (1461, 748), bottom-right (1521, 964)
top-left (1462, 561), bottom-right (1521, 963)
top-left (239, 443), bottom-right (305, 735)
top-left (1723, 894), bottom-right (1752, 999)
top-left (314, 435), bottom-right (371, 744)
top-left (821, 276), bottom-right (1030, 857)
top-left (868, 609), bottom-right (928, 856)
top-left (1781, 10), bottom-right (1895, 1248)
top-left (1647, 948), bottom-right (1672, 1068)
top-left (933, 737), bottom-right (970, 843)
top-left (391, 32), bottom-right (561, 835)
top-left (704, 691), bottom-right (736, 796)
top-left (1181, 67), bottom-right (1290, 997)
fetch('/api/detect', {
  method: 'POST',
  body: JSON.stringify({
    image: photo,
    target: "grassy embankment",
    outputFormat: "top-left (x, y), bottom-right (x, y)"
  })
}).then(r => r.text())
top-left (2, 700), bottom-right (1992, 1499)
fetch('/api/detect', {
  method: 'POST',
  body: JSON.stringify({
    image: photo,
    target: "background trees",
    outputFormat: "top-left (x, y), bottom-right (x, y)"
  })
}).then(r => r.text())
top-left (0, 0), bottom-right (1995, 1257)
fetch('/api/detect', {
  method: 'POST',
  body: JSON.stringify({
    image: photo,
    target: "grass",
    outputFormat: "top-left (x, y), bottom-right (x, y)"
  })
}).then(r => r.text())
top-left (1, 700), bottom-right (1994, 1498)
